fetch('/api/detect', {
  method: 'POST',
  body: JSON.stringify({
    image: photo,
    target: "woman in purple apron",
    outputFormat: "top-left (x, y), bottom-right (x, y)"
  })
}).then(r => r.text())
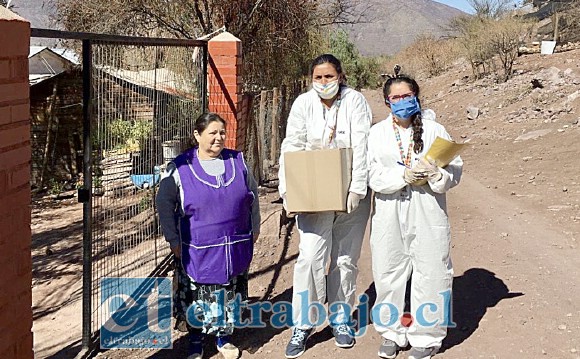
top-left (157, 112), bottom-right (260, 359)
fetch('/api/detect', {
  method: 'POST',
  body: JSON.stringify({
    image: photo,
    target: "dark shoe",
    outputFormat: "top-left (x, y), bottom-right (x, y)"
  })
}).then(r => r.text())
top-left (332, 323), bottom-right (355, 348)
top-left (285, 328), bottom-right (312, 358)
top-left (377, 338), bottom-right (399, 358)
top-left (408, 346), bottom-right (439, 359)
top-left (216, 336), bottom-right (240, 359)
top-left (186, 331), bottom-right (204, 359)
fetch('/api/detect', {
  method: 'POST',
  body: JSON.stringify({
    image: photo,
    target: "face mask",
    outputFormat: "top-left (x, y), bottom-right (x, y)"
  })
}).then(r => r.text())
top-left (389, 96), bottom-right (421, 120)
top-left (312, 80), bottom-right (340, 100)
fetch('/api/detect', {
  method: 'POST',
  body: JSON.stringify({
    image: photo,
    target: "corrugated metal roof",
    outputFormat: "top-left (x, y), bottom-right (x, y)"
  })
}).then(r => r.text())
top-left (29, 46), bottom-right (80, 65)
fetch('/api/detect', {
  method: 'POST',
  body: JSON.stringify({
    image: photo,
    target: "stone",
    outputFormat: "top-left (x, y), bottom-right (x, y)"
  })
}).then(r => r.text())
top-left (515, 129), bottom-right (552, 141)
top-left (467, 106), bottom-right (480, 120)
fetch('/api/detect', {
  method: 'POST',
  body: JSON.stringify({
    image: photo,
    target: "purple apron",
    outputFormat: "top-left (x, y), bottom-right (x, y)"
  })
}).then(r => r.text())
top-left (174, 148), bottom-right (254, 284)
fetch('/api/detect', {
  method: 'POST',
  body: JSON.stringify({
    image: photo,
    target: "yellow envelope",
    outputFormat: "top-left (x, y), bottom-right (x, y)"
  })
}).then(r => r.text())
top-left (424, 136), bottom-right (467, 168)
top-left (411, 137), bottom-right (467, 186)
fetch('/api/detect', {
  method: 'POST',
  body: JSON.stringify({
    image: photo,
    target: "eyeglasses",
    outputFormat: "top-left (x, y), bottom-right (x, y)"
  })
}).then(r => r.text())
top-left (387, 92), bottom-right (415, 103)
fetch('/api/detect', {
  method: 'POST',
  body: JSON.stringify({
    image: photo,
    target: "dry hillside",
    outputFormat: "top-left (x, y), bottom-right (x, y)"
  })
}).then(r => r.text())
top-left (344, 0), bottom-right (465, 56)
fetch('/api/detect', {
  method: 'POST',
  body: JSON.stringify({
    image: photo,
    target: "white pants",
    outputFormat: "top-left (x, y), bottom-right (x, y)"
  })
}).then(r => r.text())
top-left (371, 190), bottom-right (454, 348)
top-left (292, 194), bottom-right (371, 329)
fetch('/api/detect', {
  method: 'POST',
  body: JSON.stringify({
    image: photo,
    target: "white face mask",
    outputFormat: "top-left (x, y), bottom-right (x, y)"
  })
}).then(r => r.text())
top-left (312, 80), bottom-right (340, 100)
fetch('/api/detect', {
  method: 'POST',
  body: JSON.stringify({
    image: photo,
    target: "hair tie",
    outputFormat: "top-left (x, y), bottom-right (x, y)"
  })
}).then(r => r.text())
top-left (393, 64), bottom-right (401, 78)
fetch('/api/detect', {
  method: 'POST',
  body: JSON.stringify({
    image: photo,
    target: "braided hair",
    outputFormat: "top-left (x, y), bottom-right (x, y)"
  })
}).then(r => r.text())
top-left (383, 66), bottom-right (424, 154)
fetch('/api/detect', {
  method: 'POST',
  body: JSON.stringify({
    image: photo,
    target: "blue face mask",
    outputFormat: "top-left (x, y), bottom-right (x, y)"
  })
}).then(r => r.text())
top-left (389, 96), bottom-right (421, 120)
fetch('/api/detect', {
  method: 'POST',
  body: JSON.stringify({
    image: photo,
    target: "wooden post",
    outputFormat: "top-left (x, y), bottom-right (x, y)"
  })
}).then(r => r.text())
top-left (553, 12), bottom-right (560, 42)
top-left (257, 90), bottom-right (267, 183)
top-left (39, 80), bottom-right (59, 189)
top-left (271, 87), bottom-right (280, 167)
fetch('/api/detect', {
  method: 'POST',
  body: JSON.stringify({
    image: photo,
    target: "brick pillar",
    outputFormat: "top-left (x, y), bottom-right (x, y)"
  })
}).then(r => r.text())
top-left (207, 32), bottom-right (245, 151)
top-left (0, 7), bottom-right (33, 359)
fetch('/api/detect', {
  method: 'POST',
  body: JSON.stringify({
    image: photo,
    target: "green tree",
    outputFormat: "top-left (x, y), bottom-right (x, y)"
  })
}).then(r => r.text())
top-left (329, 29), bottom-right (379, 89)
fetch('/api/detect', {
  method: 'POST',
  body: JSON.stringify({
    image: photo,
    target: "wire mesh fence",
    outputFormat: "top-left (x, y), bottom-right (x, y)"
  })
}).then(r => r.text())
top-left (89, 41), bottom-right (206, 338)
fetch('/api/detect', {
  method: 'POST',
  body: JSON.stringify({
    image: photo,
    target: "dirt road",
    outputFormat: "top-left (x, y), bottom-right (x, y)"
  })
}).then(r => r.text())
top-left (34, 50), bottom-right (580, 359)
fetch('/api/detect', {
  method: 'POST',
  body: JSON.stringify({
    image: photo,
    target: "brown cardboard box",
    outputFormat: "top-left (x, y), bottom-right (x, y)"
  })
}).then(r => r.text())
top-left (284, 148), bottom-right (353, 213)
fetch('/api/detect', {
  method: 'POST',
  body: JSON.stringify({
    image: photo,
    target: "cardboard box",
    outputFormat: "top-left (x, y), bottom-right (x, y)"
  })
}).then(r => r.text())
top-left (284, 148), bottom-right (352, 213)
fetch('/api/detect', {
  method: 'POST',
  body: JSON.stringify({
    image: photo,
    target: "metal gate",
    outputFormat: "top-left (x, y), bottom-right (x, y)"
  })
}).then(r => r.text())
top-left (31, 29), bottom-right (208, 354)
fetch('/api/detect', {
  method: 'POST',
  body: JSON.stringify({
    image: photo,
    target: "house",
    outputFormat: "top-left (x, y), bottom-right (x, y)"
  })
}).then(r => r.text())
top-left (29, 46), bottom-right (83, 191)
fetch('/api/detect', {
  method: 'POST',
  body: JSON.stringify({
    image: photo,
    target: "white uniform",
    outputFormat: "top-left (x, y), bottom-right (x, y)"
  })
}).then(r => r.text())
top-left (278, 86), bottom-right (372, 328)
top-left (367, 112), bottom-right (462, 349)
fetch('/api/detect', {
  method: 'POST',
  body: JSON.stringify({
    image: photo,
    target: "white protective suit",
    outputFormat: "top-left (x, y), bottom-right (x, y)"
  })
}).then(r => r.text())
top-left (367, 111), bottom-right (462, 349)
top-left (278, 86), bottom-right (372, 329)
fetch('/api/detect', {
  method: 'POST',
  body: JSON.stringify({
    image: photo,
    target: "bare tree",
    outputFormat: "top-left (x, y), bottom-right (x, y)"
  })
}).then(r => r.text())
top-left (468, 0), bottom-right (515, 18)
top-left (53, 0), bottom-right (368, 87)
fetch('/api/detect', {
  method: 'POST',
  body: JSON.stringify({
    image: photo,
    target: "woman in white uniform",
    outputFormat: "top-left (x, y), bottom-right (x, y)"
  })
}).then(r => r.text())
top-left (367, 71), bottom-right (462, 359)
top-left (278, 54), bottom-right (372, 358)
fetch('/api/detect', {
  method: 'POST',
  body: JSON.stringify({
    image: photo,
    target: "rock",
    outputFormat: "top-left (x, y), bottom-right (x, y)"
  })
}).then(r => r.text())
top-left (467, 106), bottom-right (480, 120)
top-left (515, 129), bottom-right (552, 141)
top-left (558, 324), bottom-right (567, 330)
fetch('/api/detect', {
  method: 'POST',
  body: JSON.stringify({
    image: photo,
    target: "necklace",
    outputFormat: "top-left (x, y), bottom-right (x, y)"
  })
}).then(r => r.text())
top-left (392, 120), bottom-right (414, 166)
top-left (322, 91), bottom-right (342, 147)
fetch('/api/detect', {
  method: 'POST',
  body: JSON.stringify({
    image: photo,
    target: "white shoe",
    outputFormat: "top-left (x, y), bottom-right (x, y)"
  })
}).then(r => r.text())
top-left (217, 342), bottom-right (240, 359)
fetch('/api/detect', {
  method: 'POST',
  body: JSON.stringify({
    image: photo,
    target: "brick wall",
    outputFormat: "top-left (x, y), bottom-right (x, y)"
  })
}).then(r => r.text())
top-left (0, 7), bottom-right (34, 359)
top-left (207, 32), bottom-right (245, 151)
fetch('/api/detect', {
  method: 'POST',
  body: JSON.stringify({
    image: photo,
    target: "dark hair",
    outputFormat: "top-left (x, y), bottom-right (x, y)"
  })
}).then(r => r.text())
top-left (383, 75), bottom-right (424, 154)
top-left (310, 54), bottom-right (346, 84)
top-left (190, 112), bottom-right (226, 147)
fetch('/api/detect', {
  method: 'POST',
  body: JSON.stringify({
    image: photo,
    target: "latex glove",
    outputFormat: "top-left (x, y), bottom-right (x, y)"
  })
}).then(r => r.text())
top-left (416, 158), bottom-right (443, 181)
top-left (347, 192), bottom-right (363, 214)
top-left (403, 167), bottom-right (427, 184)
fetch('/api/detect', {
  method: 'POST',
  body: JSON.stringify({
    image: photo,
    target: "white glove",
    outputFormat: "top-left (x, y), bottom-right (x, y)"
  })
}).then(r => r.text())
top-left (347, 192), bottom-right (363, 214)
top-left (416, 158), bottom-right (443, 181)
top-left (403, 167), bottom-right (427, 184)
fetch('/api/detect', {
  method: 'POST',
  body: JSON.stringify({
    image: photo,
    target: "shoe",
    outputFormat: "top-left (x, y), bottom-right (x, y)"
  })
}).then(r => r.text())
top-left (408, 346), bottom-right (439, 359)
top-left (186, 332), bottom-right (204, 359)
top-left (216, 336), bottom-right (240, 359)
top-left (332, 323), bottom-right (355, 348)
top-left (377, 338), bottom-right (398, 359)
top-left (285, 328), bottom-right (312, 358)
top-left (175, 314), bottom-right (188, 332)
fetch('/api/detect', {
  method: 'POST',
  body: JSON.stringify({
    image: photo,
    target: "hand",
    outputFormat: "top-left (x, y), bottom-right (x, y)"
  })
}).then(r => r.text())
top-left (416, 158), bottom-right (442, 181)
top-left (347, 192), bottom-right (363, 214)
top-left (171, 244), bottom-right (181, 259)
top-left (403, 167), bottom-right (427, 184)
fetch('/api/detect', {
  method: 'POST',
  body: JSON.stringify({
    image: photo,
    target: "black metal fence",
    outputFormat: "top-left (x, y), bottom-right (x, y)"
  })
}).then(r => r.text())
top-left (31, 28), bottom-right (208, 354)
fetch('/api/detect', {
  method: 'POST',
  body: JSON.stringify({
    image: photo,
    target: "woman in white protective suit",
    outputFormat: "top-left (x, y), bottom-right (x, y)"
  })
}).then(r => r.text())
top-left (367, 70), bottom-right (462, 359)
top-left (278, 54), bottom-right (372, 358)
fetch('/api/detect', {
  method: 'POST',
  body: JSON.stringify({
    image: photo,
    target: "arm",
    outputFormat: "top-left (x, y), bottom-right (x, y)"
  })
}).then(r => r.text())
top-left (156, 163), bottom-right (181, 254)
top-left (246, 169), bottom-right (261, 240)
top-left (278, 97), bottom-right (307, 199)
top-left (427, 128), bottom-right (464, 194)
top-left (348, 94), bottom-right (373, 197)
top-left (367, 135), bottom-right (408, 194)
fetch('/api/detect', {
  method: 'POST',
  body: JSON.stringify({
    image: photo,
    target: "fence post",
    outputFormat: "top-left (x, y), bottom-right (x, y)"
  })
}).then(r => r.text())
top-left (0, 7), bottom-right (33, 359)
top-left (207, 32), bottom-right (244, 151)
top-left (257, 90), bottom-right (267, 182)
top-left (271, 87), bottom-right (280, 168)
